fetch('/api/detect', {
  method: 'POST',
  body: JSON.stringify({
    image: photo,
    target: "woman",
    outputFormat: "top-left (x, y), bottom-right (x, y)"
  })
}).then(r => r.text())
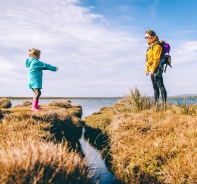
top-left (145, 30), bottom-right (167, 103)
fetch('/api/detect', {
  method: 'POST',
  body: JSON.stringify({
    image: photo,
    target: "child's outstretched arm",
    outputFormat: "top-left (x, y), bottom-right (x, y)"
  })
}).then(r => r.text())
top-left (35, 60), bottom-right (58, 72)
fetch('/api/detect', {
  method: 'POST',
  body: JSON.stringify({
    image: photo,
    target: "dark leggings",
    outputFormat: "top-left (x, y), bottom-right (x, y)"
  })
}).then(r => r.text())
top-left (32, 88), bottom-right (41, 100)
top-left (151, 75), bottom-right (167, 103)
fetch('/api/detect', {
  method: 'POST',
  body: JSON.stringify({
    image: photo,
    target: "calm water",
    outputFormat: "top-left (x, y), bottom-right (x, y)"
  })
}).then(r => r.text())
top-left (168, 97), bottom-right (197, 105)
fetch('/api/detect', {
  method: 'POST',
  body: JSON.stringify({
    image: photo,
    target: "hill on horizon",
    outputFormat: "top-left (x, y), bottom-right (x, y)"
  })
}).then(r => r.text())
top-left (173, 94), bottom-right (197, 97)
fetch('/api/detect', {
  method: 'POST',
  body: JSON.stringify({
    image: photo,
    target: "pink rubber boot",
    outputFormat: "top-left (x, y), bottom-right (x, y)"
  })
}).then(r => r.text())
top-left (36, 100), bottom-right (42, 109)
top-left (31, 100), bottom-right (40, 111)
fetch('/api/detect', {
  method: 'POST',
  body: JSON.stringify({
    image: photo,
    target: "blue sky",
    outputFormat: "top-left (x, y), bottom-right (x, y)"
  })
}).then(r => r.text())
top-left (0, 0), bottom-right (197, 97)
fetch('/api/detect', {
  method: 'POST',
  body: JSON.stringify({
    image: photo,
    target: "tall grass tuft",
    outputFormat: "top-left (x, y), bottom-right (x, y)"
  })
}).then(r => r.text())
top-left (176, 99), bottom-right (197, 115)
top-left (125, 87), bottom-right (153, 112)
top-left (0, 98), bottom-right (12, 108)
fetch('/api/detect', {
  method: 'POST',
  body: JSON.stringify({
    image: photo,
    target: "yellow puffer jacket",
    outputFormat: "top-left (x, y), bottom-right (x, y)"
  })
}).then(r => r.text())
top-left (146, 42), bottom-right (162, 73)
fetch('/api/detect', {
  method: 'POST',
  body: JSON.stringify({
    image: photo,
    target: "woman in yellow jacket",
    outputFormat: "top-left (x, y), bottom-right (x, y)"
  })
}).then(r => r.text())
top-left (145, 30), bottom-right (167, 103)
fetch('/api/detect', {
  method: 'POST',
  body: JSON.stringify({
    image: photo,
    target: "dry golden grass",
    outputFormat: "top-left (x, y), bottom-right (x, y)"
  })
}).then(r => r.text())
top-left (84, 88), bottom-right (156, 134)
top-left (0, 138), bottom-right (91, 184)
top-left (0, 100), bottom-right (92, 184)
top-left (48, 99), bottom-right (72, 108)
top-left (84, 88), bottom-right (197, 183)
top-left (124, 87), bottom-right (154, 112)
top-left (85, 102), bottom-right (129, 133)
top-left (109, 106), bottom-right (197, 183)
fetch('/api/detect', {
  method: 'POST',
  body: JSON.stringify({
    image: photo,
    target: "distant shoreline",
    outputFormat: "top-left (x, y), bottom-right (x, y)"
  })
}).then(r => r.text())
top-left (1, 96), bottom-right (197, 100)
top-left (2, 97), bottom-right (122, 100)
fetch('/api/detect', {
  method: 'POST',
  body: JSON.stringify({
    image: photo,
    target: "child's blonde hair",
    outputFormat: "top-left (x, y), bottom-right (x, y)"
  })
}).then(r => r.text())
top-left (28, 48), bottom-right (41, 58)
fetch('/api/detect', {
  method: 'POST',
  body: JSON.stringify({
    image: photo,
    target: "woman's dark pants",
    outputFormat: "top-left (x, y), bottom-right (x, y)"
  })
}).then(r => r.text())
top-left (151, 75), bottom-right (167, 103)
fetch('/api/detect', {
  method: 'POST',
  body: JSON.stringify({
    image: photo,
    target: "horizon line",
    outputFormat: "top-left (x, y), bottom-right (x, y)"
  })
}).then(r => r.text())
top-left (1, 95), bottom-right (197, 100)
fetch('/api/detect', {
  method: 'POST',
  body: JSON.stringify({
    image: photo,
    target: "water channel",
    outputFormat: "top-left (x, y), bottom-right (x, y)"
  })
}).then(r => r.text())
top-left (11, 98), bottom-right (122, 184)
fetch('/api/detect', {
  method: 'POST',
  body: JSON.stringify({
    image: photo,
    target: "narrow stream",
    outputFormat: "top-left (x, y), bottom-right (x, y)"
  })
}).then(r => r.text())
top-left (80, 127), bottom-right (119, 184)
top-left (11, 98), bottom-right (122, 184)
top-left (73, 98), bottom-right (122, 184)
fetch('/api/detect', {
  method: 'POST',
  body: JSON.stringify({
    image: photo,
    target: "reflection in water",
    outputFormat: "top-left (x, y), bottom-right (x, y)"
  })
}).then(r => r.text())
top-left (80, 127), bottom-right (120, 184)
top-left (80, 139), bottom-right (119, 184)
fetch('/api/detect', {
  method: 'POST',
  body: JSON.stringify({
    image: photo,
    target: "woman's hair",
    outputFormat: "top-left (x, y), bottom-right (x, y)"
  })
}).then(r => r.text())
top-left (145, 30), bottom-right (156, 36)
top-left (28, 48), bottom-right (41, 58)
top-left (145, 30), bottom-right (158, 43)
top-left (159, 39), bottom-right (166, 43)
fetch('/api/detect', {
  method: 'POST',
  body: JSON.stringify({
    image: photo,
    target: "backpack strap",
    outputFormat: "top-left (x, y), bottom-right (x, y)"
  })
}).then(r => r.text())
top-left (151, 41), bottom-right (161, 48)
top-left (151, 41), bottom-right (164, 58)
top-left (146, 41), bottom-right (161, 62)
top-left (151, 41), bottom-right (172, 73)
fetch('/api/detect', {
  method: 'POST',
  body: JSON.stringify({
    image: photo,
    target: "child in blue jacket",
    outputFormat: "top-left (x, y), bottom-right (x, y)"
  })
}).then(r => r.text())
top-left (26, 48), bottom-right (58, 111)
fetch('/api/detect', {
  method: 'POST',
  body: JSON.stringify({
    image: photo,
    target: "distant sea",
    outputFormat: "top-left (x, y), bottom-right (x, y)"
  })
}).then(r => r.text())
top-left (10, 98), bottom-right (120, 118)
top-left (10, 97), bottom-right (197, 117)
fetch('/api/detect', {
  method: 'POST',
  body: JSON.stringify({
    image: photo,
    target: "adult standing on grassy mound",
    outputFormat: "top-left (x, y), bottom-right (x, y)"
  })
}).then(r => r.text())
top-left (26, 48), bottom-right (58, 111)
top-left (145, 30), bottom-right (167, 104)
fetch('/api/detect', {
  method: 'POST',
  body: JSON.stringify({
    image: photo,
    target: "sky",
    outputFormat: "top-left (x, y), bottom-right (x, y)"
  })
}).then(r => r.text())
top-left (0, 0), bottom-right (197, 97)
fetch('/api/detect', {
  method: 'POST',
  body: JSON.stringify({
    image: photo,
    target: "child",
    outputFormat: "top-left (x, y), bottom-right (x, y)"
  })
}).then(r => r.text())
top-left (26, 48), bottom-right (58, 111)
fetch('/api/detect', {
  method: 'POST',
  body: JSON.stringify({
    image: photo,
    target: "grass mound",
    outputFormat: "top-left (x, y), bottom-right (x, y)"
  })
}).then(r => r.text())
top-left (48, 100), bottom-right (72, 108)
top-left (109, 111), bottom-right (197, 183)
top-left (0, 98), bottom-right (12, 108)
top-left (0, 100), bottom-right (92, 183)
top-left (0, 139), bottom-right (90, 184)
top-left (84, 87), bottom-right (197, 183)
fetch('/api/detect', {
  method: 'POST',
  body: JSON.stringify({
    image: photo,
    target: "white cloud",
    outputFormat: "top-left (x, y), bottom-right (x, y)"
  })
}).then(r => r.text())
top-left (171, 41), bottom-right (197, 65)
top-left (0, 0), bottom-right (196, 97)
top-left (0, 0), bottom-right (145, 97)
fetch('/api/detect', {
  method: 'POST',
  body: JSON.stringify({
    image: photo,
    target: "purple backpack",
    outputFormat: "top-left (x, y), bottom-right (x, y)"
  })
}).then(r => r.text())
top-left (161, 42), bottom-right (172, 72)
top-left (151, 41), bottom-right (172, 72)
top-left (163, 43), bottom-right (170, 56)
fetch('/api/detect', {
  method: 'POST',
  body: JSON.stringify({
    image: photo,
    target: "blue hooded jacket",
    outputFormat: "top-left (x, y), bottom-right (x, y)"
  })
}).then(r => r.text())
top-left (26, 57), bottom-right (57, 89)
